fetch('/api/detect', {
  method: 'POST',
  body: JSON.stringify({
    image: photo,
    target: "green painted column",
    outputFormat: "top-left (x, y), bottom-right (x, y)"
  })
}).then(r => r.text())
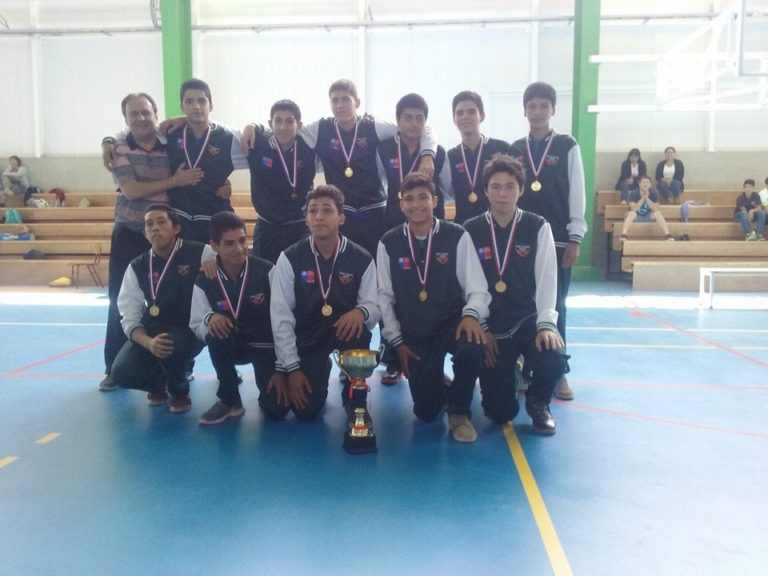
top-left (160, 0), bottom-right (193, 117)
top-left (571, 0), bottom-right (602, 281)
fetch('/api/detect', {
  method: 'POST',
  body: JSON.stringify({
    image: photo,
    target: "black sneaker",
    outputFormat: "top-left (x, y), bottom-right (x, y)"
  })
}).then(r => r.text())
top-left (525, 398), bottom-right (556, 435)
top-left (381, 365), bottom-right (402, 386)
top-left (98, 375), bottom-right (118, 391)
top-left (199, 401), bottom-right (245, 425)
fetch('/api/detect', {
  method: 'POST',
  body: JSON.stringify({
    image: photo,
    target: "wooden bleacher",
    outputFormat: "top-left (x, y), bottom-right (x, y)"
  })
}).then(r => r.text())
top-left (599, 188), bottom-right (768, 291)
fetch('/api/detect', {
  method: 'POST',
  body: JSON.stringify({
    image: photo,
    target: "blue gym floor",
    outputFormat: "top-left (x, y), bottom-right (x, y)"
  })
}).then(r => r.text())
top-left (1, 282), bottom-right (766, 576)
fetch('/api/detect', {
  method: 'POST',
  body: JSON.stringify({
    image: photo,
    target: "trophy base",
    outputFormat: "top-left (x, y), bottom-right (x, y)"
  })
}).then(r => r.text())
top-left (343, 432), bottom-right (377, 454)
top-left (343, 405), bottom-right (377, 455)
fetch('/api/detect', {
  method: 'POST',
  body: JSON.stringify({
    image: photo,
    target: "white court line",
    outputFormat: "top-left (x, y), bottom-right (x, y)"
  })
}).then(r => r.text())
top-left (568, 343), bottom-right (768, 351)
top-left (0, 322), bottom-right (106, 327)
top-left (570, 327), bottom-right (768, 334)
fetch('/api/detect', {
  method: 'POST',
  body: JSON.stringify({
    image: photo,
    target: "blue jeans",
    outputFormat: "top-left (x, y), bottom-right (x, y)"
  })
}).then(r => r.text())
top-left (735, 210), bottom-right (766, 236)
top-left (617, 180), bottom-right (639, 202)
top-left (657, 179), bottom-right (683, 201)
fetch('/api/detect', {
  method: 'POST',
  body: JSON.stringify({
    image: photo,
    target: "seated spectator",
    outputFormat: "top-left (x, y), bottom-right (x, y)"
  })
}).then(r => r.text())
top-left (734, 179), bottom-right (766, 241)
top-left (758, 176), bottom-right (768, 210)
top-left (655, 146), bottom-right (684, 204)
top-left (620, 175), bottom-right (673, 242)
top-left (615, 148), bottom-right (646, 204)
top-left (1, 156), bottom-right (30, 206)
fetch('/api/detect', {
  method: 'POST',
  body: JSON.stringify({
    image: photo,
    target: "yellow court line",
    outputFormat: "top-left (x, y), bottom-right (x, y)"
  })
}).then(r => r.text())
top-left (0, 456), bottom-right (19, 469)
top-left (36, 433), bottom-right (61, 445)
top-left (503, 423), bottom-right (573, 576)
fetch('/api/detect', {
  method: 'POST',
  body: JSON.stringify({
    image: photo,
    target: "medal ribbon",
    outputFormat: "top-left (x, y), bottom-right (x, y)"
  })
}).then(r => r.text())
top-left (215, 258), bottom-right (250, 320)
top-left (406, 222), bottom-right (434, 292)
top-left (459, 137), bottom-right (485, 194)
top-left (148, 238), bottom-right (181, 306)
top-left (182, 123), bottom-right (213, 169)
top-left (525, 130), bottom-right (557, 184)
top-left (334, 119), bottom-right (360, 169)
top-left (311, 236), bottom-right (341, 306)
top-left (487, 209), bottom-right (520, 281)
top-left (271, 135), bottom-right (297, 191)
top-left (396, 135), bottom-right (418, 184)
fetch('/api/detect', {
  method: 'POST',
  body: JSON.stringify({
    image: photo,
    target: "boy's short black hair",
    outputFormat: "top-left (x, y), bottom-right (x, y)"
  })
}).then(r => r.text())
top-left (638, 174), bottom-right (652, 183)
top-left (328, 79), bottom-right (358, 99)
top-left (482, 155), bottom-right (526, 191)
top-left (209, 211), bottom-right (246, 244)
top-left (400, 172), bottom-right (436, 197)
top-left (452, 91), bottom-right (484, 116)
top-left (396, 93), bottom-right (429, 121)
top-left (306, 185), bottom-right (345, 213)
top-left (523, 82), bottom-right (557, 107)
top-left (144, 204), bottom-right (181, 226)
top-left (744, 179), bottom-right (756, 187)
top-left (180, 78), bottom-right (212, 105)
top-left (270, 99), bottom-right (302, 123)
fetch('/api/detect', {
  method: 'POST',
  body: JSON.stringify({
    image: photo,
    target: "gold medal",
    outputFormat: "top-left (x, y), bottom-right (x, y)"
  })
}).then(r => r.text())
top-left (531, 180), bottom-right (542, 192)
top-left (418, 289), bottom-right (428, 302)
top-left (321, 304), bottom-right (333, 317)
top-left (344, 166), bottom-right (353, 178)
top-left (495, 280), bottom-right (507, 293)
top-left (149, 305), bottom-right (160, 317)
top-left (468, 191), bottom-right (478, 204)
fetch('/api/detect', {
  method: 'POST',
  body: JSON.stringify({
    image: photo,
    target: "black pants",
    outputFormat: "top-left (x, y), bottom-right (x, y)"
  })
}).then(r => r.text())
top-left (403, 321), bottom-right (485, 421)
top-left (252, 219), bottom-right (308, 264)
top-left (111, 328), bottom-right (201, 396)
top-left (479, 316), bottom-right (568, 424)
top-left (180, 218), bottom-right (212, 244)
top-left (341, 207), bottom-right (387, 257)
top-left (205, 333), bottom-right (277, 412)
top-left (105, 223), bottom-right (150, 374)
top-left (290, 330), bottom-right (372, 421)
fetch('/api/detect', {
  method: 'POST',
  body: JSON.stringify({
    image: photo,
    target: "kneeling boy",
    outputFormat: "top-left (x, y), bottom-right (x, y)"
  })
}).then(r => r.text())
top-left (377, 172), bottom-right (490, 443)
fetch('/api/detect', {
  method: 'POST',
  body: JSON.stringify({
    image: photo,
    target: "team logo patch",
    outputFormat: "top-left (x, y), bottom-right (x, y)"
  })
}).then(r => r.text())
top-left (330, 138), bottom-right (341, 151)
top-left (207, 145), bottom-right (221, 156)
top-left (215, 299), bottom-right (230, 312)
top-left (301, 270), bottom-right (315, 284)
top-left (515, 244), bottom-right (531, 257)
top-left (250, 293), bottom-right (265, 305)
top-left (478, 246), bottom-right (493, 261)
top-left (389, 158), bottom-right (401, 169)
top-left (356, 137), bottom-right (368, 149)
top-left (262, 157), bottom-right (273, 168)
top-left (435, 252), bottom-right (449, 265)
top-left (338, 272), bottom-right (355, 285)
top-left (455, 162), bottom-right (466, 173)
top-left (176, 265), bottom-right (191, 276)
top-left (545, 155), bottom-right (559, 166)
top-left (398, 257), bottom-right (411, 270)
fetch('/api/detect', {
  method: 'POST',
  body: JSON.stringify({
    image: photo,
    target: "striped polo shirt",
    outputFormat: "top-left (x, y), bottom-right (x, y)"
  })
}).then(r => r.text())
top-left (112, 133), bottom-right (170, 232)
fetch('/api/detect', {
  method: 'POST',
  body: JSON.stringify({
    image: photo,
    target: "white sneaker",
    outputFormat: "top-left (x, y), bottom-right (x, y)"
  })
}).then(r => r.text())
top-left (448, 414), bottom-right (477, 443)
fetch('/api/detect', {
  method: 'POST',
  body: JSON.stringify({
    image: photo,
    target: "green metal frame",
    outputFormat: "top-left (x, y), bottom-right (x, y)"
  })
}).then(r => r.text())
top-left (160, 0), bottom-right (193, 117)
top-left (571, 0), bottom-right (602, 281)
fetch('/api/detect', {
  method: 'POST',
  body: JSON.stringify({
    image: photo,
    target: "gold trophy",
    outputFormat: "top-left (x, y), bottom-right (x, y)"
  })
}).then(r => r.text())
top-left (333, 348), bottom-right (381, 454)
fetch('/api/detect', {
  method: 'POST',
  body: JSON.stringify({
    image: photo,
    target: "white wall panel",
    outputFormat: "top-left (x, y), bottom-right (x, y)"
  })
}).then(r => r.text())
top-left (0, 38), bottom-right (35, 156)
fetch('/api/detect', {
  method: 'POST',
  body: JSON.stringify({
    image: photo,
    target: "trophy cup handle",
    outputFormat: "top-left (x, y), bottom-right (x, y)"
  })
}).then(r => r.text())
top-left (332, 349), bottom-right (350, 379)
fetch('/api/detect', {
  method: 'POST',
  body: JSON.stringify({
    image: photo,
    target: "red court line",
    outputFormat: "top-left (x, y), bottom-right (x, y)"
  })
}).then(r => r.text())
top-left (559, 400), bottom-right (768, 440)
top-left (629, 309), bottom-right (768, 368)
top-left (5, 340), bottom-right (105, 375)
top-left (571, 379), bottom-right (768, 391)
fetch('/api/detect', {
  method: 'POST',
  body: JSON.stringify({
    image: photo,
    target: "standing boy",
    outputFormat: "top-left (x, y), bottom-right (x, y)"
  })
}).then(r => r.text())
top-left (510, 82), bottom-right (586, 401)
top-left (190, 211), bottom-right (283, 425)
top-left (441, 91), bottom-right (512, 224)
top-left (166, 78), bottom-right (248, 242)
top-left (247, 99), bottom-right (315, 263)
top-left (377, 173), bottom-right (490, 443)
top-left (464, 156), bottom-right (567, 435)
top-left (270, 185), bottom-right (380, 421)
top-left (111, 205), bottom-right (214, 412)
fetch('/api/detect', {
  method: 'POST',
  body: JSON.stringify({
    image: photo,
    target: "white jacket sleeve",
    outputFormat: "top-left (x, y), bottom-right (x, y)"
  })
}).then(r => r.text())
top-left (456, 231), bottom-right (491, 323)
top-left (118, 266), bottom-right (146, 338)
top-left (270, 252), bottom-right (301, 372)
top-left (567, 143), bottom-right (588, 243)
top-left (376, 241), bottom-right (403, 347)
top-left (356, 260), bottom-right (381, 329)
top-left (534, 222), bottom-right (560, 332)
top-left (189, 285), bottom-right (214, 342)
